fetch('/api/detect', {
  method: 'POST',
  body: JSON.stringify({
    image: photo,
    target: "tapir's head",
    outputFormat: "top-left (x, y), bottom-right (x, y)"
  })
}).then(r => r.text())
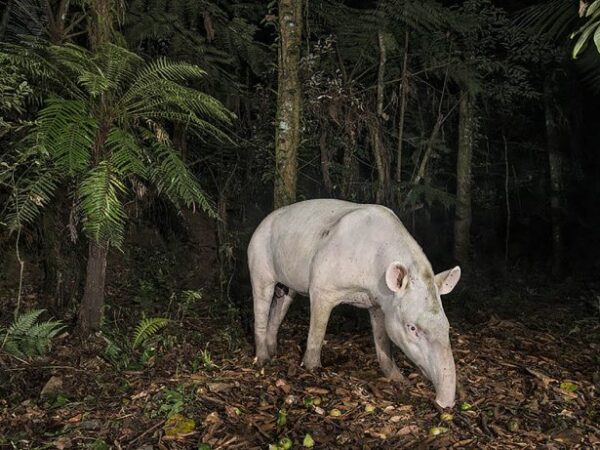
top-left (381, 261), bottom-right (461, 408)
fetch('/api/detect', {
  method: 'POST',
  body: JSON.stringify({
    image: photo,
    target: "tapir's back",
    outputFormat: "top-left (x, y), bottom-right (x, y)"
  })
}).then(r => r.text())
top-left (249, 199), bottom-right (414, 294)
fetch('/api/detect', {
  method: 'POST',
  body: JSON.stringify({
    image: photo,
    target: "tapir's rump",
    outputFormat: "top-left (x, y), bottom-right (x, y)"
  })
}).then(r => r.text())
top-left (248, 199), bottom-right (461, 408)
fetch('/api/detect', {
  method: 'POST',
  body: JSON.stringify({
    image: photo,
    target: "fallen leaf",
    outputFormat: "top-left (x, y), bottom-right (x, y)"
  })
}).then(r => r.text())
top-left (397, 425), bottom-right (419, 436)
top-left (559, 381), bottom-right (577, 393)
top-left (163, 414), bottom-right (196, 438)
top-left (329, 408), bottom-right (342, 417)
top-left (429, 426), bottom-right (449, 436)
top-left (303, 433), bottom-right (315, 448)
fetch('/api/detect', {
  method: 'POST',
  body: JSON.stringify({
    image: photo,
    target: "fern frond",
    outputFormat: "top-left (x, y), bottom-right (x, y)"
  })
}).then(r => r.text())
top-left (107, 127), bottom-right (149, 178)
top-left (79, 160), bottom-right (127, 247)
top-left (4, 167), bottom-right (61, 231)
top-left (37, 98), bottom-right (97, 174)
top-left (148, 142), bottom-right (215, 216)
top-left (132, 317), bottom-right (169, 349)
top-left (6, 309), bottom-right (44, 336)
top-left (1, 309), bottom-right (64, 357)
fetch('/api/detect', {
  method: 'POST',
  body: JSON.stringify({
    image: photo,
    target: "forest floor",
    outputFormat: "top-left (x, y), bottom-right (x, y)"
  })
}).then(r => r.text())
top-left (1, 278), bottom-right (599, 450)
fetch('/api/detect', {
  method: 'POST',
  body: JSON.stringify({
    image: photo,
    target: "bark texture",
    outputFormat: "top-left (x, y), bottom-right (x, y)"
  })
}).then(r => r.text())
top-left (371, 30), bottom-right (390, 204)
top-left (77, 241), bottom-right (108, 333)
top-left (453, 92), bottom-right (475, 266)
top-left (274, 0), bottom-right (302, 209)
top-left (89, 0), bottom-right (113, 49)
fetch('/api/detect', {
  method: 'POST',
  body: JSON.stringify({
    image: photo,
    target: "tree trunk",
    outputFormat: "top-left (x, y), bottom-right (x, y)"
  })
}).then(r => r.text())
top-left (396, 30), bottom-right (409, 202)
top-left (77, 241), bottom-right (108, 333)
top-left (369, 121), bottom-right (390, 204)
top-left (341, 124), bottom-right (357, 199)
top-left (274, 0), bottom-right (302, 209)
top-left (0, 1), bottom-right (11, 40)
top-left (319, 128), bottom-right (333, 196)
top-left (89, 0), bottom-right (113, 49)
top-left (371, 29), bottom-right (390, 205)
top-left (453, 92), bottom-right (475, 266)
top-left (543, 77), bottom-right (564, 277)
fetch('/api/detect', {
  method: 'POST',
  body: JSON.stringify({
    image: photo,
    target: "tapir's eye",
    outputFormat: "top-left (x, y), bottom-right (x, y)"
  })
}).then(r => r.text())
top-left (406, 323), bottom-right (419, 338)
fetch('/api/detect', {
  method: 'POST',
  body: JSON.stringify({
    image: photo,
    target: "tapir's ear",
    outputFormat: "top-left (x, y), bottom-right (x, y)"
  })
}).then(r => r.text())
top-left (435, 266), bottom-right (461, 295)
top-left (385, 261), bottom-right (408, 293)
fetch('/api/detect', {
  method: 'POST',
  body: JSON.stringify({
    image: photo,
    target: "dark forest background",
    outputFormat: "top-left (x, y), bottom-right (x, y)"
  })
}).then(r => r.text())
top-left (2, 0), bottom-right (599, 328)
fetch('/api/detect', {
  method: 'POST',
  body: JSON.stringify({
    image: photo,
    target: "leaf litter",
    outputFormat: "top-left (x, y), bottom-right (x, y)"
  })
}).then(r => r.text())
top-left (0, 293), bottom-right (598, 449)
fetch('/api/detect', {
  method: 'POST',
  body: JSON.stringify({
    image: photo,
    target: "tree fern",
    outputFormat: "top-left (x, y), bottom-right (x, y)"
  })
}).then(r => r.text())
top-left (1, 39), bottom-right (231, 249)
top-left (132, 317), bottom-right (169, 349)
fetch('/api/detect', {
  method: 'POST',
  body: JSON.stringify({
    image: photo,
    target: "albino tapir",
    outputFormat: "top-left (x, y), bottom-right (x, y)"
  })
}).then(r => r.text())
top-left (248, 199), bottom-right (461, 408)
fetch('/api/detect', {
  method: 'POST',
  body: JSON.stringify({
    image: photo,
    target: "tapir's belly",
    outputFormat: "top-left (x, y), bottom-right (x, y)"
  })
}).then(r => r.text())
top-left (339, 291), bottom-right (375, 308)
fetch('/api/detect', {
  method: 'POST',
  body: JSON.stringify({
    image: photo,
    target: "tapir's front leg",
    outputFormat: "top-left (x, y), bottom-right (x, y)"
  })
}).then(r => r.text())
top-left (302, 291), bottom-right (335, 369)
top-left (369, 306), bottom-right (404, 381)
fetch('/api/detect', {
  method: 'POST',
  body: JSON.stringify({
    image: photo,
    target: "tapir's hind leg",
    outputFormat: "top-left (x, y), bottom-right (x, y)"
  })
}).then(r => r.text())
top-left (252, 278), bottom-right (276, 365)
top-left (267, 285), bottom-right (295, 357)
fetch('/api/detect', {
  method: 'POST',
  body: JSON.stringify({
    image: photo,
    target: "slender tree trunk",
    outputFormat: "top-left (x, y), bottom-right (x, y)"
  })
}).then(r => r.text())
top-left (319, 128), bottom-right (333, 196)
top-left (543, 77), bottom-right (564, 277)
top-left (78, 241), bottom-right (108, 333)
top-left (216, 191), bottom-right (229, 302)
top-left (369, 121), bottom-right (390, 204)
top-left (371, 29), bottom-right (390, 204)
top-left (274, 0), bottom-right (302, 209)
top-left (396, 30), bottom-right (409, 201)
top-left (453, 91), bottom-right (475, 266)
top-left (341, 124), bottom-right (356, 199)
top-left (0, 1), bottom-right (12, 40)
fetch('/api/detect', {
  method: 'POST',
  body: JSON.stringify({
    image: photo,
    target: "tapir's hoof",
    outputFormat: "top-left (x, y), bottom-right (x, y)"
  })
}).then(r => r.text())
top-left (255, 354), bottom-right (271, 366)
top-left (385, 368), bottom-right (408, 384)
top-left (267, 345), bottom-right (278, 358)
top-left (301, 359), bottom-right (322, 371)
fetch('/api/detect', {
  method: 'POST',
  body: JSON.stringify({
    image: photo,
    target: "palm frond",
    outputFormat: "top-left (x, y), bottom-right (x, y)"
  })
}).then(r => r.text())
top-left (514, 0), bottom-right (576, 40)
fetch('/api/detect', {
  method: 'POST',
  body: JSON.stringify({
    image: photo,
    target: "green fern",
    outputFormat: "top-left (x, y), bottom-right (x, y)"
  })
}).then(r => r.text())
top-left (132, 317), bottom-right (169, 349)
top-left (1, 309), bottom-right (64, 357)
top-left (79, 160), bottom-right (127, 247)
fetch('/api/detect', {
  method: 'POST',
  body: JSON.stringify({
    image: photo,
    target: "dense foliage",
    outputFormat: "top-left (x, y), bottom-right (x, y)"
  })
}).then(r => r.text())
top-left (1, 0), bottom-right (598, 325)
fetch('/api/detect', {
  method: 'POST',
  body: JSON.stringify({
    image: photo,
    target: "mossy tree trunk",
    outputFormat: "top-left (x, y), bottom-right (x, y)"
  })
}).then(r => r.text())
top-left (453, 91), bottom-right (475, 267)
top-left (274, 0), bottom-right (302, 209)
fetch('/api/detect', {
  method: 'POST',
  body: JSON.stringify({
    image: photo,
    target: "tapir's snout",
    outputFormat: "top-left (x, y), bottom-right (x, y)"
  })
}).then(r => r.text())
top-left (429, 340), bottom-right (456, 408)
